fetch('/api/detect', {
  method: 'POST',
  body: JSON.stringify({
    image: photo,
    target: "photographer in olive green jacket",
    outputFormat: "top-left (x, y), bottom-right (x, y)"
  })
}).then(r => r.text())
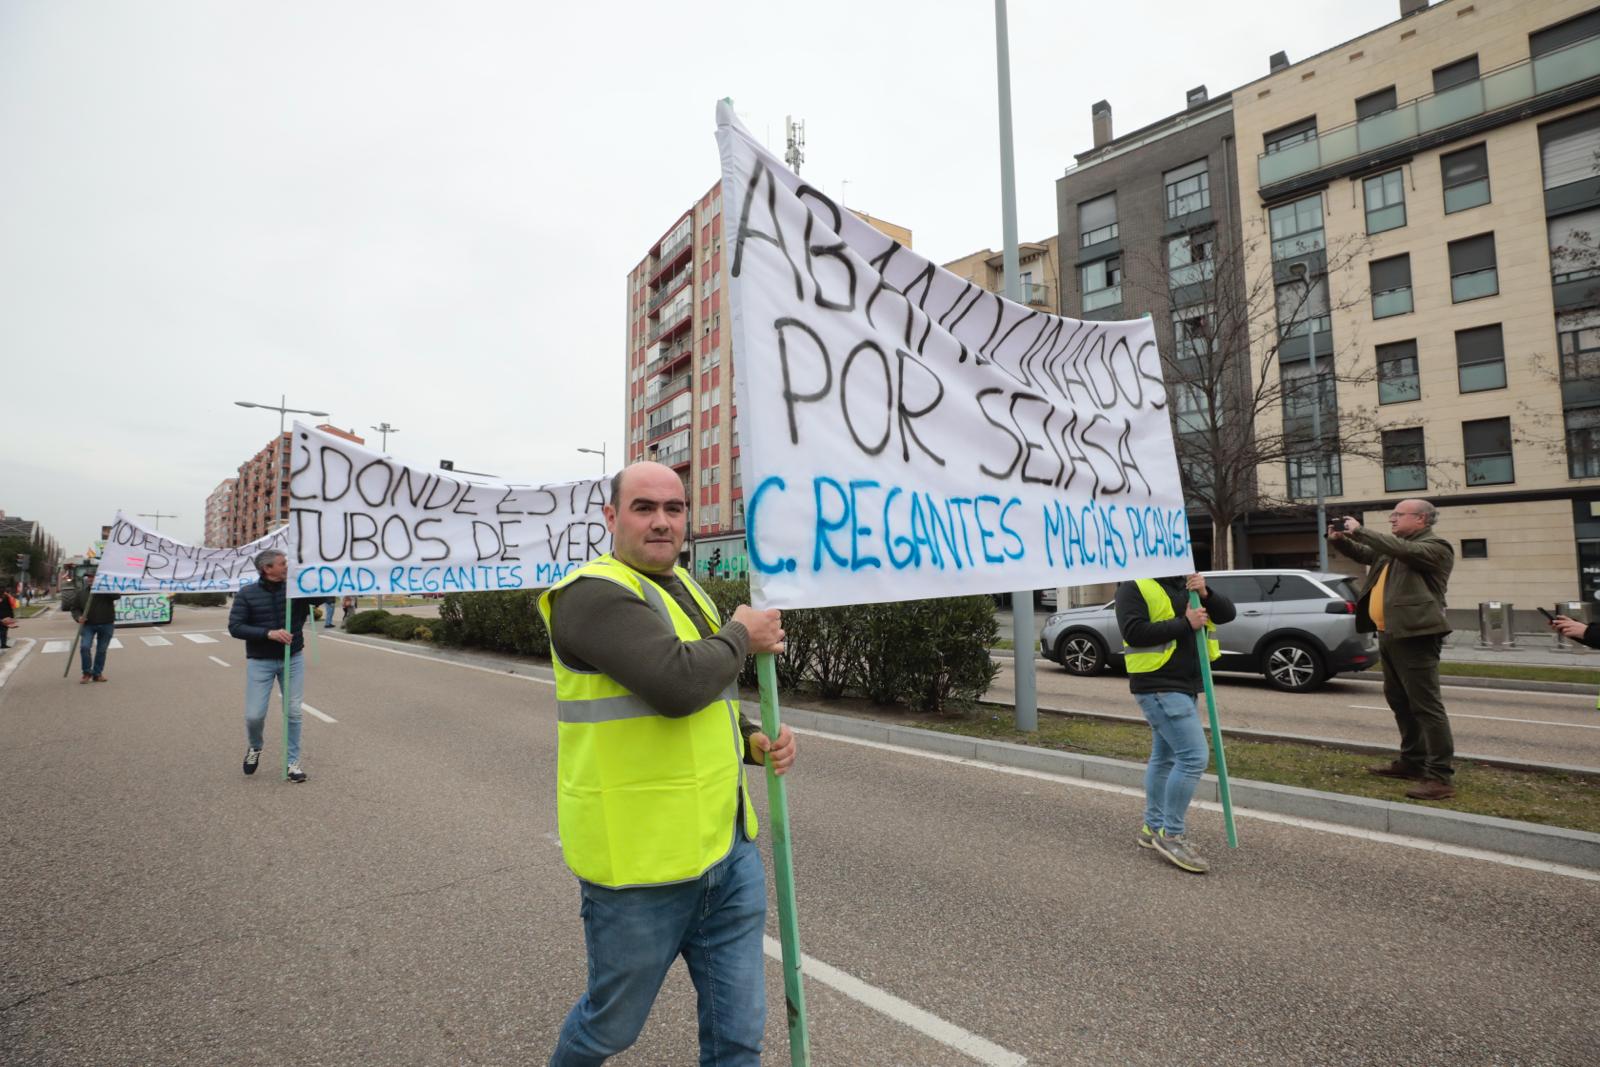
top-left (1329, 499), bottom-right (1457, 800)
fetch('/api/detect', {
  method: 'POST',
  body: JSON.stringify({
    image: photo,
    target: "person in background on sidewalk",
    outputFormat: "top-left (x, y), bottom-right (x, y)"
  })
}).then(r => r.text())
top-left (1329, 500), bottom-right (1457, 801)
top-left (227, 549), bottom-right (312, 783)
top-left (1116, 572), bottom-right (1235, 875)
top-left (63, 571), bottom-right (120, 683)
top-left (540, 462), bottom-right (794, 1066)
top-left (341, 595), bottom-right (356, 626)
top-left (1, 585), bottom-right (17, 651)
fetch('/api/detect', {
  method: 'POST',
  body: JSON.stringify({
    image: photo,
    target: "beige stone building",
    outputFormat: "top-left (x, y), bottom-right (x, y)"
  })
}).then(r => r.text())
top-left (1231, 0), bottom-right (1600, 612)
top-left (624, 184), bottom-right (910, 580)
top-left (942, 236), bottom-right (1062, 314)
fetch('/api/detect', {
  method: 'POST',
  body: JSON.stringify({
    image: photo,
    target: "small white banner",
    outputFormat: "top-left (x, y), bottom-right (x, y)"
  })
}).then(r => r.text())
top-left (115, 594), bottom-right (173, 626)
top-left (715, 101), bottom-right (1194, 610)
top-left (286, 422), bottom-right (612, 597)
top-left (93, 513), bottom-right (288, 594)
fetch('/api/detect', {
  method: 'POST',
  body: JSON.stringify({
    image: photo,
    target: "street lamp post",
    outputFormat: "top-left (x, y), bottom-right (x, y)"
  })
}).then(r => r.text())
top-left (577, 444), bottom-right (607, 477)
top-left (1289, 265), bottom-right (1330, 572)
top-left (137, 510), bottom-right (178, 531)
top-left (371, 422), bottom-right (399, 451)
top-left (233, 394), bottom-right (330, 524)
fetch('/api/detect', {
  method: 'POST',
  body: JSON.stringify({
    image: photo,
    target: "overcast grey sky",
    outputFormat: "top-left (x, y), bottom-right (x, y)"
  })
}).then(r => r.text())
top-left (0, 0), bottom-right (1399, 549)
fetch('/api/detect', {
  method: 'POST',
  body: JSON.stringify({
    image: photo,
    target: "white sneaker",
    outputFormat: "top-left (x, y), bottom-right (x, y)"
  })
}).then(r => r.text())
top-left (286, 762), bottom-right (308, 783)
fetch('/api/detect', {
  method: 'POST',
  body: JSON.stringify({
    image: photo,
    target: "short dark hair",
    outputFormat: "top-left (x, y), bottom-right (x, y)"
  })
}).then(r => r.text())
top-left (609, 469), bottom-right (627, 508)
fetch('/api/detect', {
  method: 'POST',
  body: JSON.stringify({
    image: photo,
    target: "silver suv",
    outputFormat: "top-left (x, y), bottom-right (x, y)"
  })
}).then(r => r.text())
top-left (1038, 570), bottom-right (1377, 693)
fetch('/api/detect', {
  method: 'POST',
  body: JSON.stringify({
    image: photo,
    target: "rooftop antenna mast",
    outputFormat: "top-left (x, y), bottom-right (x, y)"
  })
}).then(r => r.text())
top-left (784, 115), bottom-right (805, 175)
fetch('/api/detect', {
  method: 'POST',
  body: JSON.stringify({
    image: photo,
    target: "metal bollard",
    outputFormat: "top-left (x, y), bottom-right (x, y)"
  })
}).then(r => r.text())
top-left (1477, 601), bottom-right (1497, 649)
top-left (1503, 602), bottom-right (1517, 648)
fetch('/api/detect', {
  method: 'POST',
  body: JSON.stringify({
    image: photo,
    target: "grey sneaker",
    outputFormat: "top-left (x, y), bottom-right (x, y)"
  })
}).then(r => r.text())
top-left (286, 762), bottom-right (308, 784)
top-left (243, 748), bottom-right (261, 776)
top-left (1137, 824), bottom-right (1157, 850)
top-left (1153, 831), bottom-right (1209, 874)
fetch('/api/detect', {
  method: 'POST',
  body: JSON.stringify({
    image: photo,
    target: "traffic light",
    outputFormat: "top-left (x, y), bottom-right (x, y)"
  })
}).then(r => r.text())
top-left (708, 548), bottom-right (722, 575)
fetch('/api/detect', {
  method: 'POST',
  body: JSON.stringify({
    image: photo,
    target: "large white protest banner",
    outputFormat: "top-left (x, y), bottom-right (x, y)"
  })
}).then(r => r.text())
top-left (715, 101), bottom-right (1194, 610)
top-left (92, 513), bottom-right (289, 594)
top-left (286, 422), bottom-right (612, 598)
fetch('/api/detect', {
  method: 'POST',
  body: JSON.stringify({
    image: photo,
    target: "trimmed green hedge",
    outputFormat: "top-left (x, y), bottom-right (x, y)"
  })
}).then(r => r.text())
top-left (437, 590), bottom-right (548, 657)
top-left (346, 609), bottom-right (392, 635)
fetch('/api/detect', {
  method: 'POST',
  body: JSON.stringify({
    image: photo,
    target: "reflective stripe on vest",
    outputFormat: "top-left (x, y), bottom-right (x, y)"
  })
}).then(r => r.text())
top-left (537, 555), bottom-right (757, 889)
top-left (1122, 578), bottom-right (1220, 673)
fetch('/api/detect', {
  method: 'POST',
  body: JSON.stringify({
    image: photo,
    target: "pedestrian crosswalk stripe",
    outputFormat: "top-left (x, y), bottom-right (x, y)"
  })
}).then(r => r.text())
top-left (141, 636), bottom-right (172, 647)
top-left (181, 633), bottom-right (219, 644)
top-left (43, 641), bottom-right (70, 654)
top-left (107, 638), bottom-right (123, 650)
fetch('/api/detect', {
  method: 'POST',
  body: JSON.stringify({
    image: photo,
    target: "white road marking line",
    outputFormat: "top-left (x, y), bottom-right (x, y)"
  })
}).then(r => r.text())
top-left (140, 636), bottom-right (172, 647)
top-left (107, 638), bottom-right (123, 650)
top-left (181, 633), bottom-right (218, 644)
top-left (0, 639), bottom-right (36, 688)
top-left (42, 640), bottom-right (70, 654)
top-left (208, 656), bottom-right (231, 668)
top-left (791, 727), bottom-right (1600, 885)
top-left (303, 704), bottom-right (337, 724)
top-left (1346, 676), bottom-right (1598, 702)
top-left (1350, 704), bottom-right (1600, 730)
top-left (762, 936), bottom-right (1026, 1067)
top-left (319, 634), bottom-right (555, 685)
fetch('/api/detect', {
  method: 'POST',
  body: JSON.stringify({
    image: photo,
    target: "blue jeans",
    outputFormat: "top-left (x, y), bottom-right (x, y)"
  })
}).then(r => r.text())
top-left (550, 835), bottom-right (767, 1067)
top-left (79, 623), bottom-right (115, 676)
top-left (245, 652), bottom-right (304, 765)
top-left (1135, 691), bottom-right (1209, 836)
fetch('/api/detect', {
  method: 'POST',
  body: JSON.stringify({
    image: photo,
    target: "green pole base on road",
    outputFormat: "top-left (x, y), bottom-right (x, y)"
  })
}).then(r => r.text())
top-left (756, 652), bottom-right (810, 1066)
top-left (282, 593), bottom-right (292, 781)
top-left (1191, 589), bottom-right (1238, 848)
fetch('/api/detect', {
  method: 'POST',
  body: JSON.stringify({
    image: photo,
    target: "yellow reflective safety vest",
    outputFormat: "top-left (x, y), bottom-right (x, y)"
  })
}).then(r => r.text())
top-left (1122, 578), bottom-right (1221, 673)
top-left (537, 555), bottom-right (757, 889)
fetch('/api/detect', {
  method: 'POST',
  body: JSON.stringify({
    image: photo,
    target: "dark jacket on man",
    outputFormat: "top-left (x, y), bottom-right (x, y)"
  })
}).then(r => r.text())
top-left (1330, 526), bottom-right (1453, 637)
top-left (1115, 576), bottom-right (1237, 695)
top-left (62, 586), bottom-right (120, 625)
top-left (228, 578), bottom-right (311, 659)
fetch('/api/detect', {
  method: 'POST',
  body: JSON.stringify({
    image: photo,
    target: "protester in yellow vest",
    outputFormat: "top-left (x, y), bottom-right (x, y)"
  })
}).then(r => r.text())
top-left (540, 461), bottom-right (793, 1067)
top-left (1115, 573), bottom-right (1235, 874)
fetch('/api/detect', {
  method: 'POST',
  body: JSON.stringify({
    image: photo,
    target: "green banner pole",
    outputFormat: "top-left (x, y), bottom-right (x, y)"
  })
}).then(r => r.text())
top-left (63, 591), bottom-right (93, 679)
top-left (756, 652), bottom-right (809, 1065)
top-left (1190, 589), bottom-right (1237, 848)
top-left (282, 593), bottom-right (292, 780)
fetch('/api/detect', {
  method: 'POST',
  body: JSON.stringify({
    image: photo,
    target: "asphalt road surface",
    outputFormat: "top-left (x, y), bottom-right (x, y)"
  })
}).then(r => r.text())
top-left (3, 607), bottom-right (1598, 1066)
top-left (995, 657), bottom-right (1600, 771)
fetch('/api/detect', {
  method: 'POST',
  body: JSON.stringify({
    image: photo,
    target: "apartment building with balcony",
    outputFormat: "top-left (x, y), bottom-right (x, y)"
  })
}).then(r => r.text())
top-left (1234, 0), bottom-right (1600, 607)
top-left (203, 477), bottom-right (236, 547)
top-left (624, 183), bottom-right (911, 579)
top-left (942, 237), bottom-right (1062, 313)
top-left (227, 426), bottom-right (363, 548)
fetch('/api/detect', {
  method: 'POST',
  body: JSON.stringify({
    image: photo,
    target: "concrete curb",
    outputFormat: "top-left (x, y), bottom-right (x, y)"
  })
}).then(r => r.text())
top-left (988, 648), bottom-right (1597, 695)
top-left (779, 705), bottom-right (1600, 871)
top-left (973, 698), bottom-right (1600, 778)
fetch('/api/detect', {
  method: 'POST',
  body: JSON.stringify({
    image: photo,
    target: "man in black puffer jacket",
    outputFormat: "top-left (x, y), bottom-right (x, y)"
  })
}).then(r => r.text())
top-left (227, 549), bottom-right (313, 782)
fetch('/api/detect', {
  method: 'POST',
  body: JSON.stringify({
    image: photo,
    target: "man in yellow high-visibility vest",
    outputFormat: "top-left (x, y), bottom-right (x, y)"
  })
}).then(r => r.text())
top-left (542, 461), bottom-right (794, 1067)
top-left (1115, 573), bottom-right (1235, 874)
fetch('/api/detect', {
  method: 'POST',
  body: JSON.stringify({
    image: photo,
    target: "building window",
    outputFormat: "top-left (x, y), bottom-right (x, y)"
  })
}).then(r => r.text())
top-left (1276, 275), bottom-right (1330, 338)
top-left (1559, 312), bottom-right (1600, 380)
top-left (1448, 233), bottom-right (1498, 302)
top-left (1078, 193), bottom-right (1117, 247)
top-left (1377, 340), bottom-right (1421, 404)
top-left (1268, 194), bottom-right (1325, 261)
top-left (1173, 383), bottom-right (1215, 436)
top-left (1540, 110), bottom-right (1600, 193)
top-left (1370, 255), bottom-right (1413, 318)
top-left (1531, 9), bottom-right (1600, 58)
top-left (1286, 454), bottom-right (1343, 499)
top-left (1356, 87), bottom-right (1398, 121)
top-left (1080, 257), bottom-right (1122, 311)
top-left (1432, 55), bottom-right (1480, 93)
top-left (1282, 360), bottom-right (1336, 426)
top-left (1164, 159), bottom-right (1210, 218)
top-left (1441, 144), bottom-right (1491, 214)
top-left (1171, 304), bottom-right (1214, 359)
top-left (1548, 209), bottom-right (1600, 285)
top-left (1461, 538), bottom-right (1488, 559)
top-left (1455, 324), bottom-right (1507, 392)
top-left (1363, 169), bottom-right (1406, 234)
top-left (1264, 117), bottom-right (1317, 155)
top-left (1463, 417), bottom-right (1514, 485)
top-left (1382, 428), bottom-right (1428, 492)
top-left (1567, 407), bottom-right (1600, 477)
top-left (1167, 232), bottom-right (1215, 289)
